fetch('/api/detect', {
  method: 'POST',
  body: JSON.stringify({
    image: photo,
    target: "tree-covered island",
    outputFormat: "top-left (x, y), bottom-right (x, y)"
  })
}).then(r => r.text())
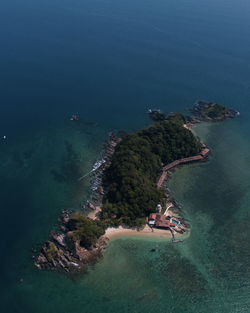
top-left (34, 103), bottom-right (237, 273)
top-left (34, 112), bottom-right (204, 272)
top-left (101, 113), bottom-right (201, 227)
top-left (191, 100), bottom-right (239, 121)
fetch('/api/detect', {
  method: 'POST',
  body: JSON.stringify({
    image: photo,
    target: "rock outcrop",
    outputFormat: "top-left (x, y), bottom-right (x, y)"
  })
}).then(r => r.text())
top-left (190, 100), bottom-right (239, 121)
top-left (34, 211), bottom-right (109, 273)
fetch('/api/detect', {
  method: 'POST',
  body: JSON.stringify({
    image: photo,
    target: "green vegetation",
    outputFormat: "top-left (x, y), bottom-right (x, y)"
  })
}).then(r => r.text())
top-left (149, 110), bottom-right (167, 121)
top-left (101, 113), bottom-right (202, 226)
top-left (67, 212), bottom-right (106, 248)
top-left (204, 104), bottom-right (227, 118)
top-left (46, 242), bottom-right (63, 261)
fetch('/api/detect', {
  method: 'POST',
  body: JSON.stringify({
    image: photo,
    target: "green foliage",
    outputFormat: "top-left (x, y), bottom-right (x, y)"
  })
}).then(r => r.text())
top-left (102, 116), bottom-right (202, 225)
top-left (46, 242), bottom-right (62, 261)
top-left (166, 112), bottom-right (187, 124)
top-left (149, 110), bottom-right (167, 121)
top-left (204, 104), bottom-right (227, 118)
top-left (67, 212), bottom-right (106, 248)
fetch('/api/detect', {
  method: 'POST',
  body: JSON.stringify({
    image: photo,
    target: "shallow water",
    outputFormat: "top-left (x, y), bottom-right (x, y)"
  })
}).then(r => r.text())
top-left (0, 0), bottom-right (250, 312)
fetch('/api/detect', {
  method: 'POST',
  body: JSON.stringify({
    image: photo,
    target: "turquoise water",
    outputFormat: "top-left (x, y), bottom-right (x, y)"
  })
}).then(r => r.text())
top-left (0, 0), bottom-right (250, 312)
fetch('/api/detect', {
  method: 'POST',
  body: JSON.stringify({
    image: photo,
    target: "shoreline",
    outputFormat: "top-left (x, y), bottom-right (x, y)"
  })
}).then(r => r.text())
top-left (86, 207), bottom-right (176, 240)
top-left (86, 205), bottom-right (188, 242)
top-left (34, 105), bottom-right (237, 273)
top-left (34, 121), bottom-right (200, 272)
top-left (105, 225), bottom-right (173, 240)
top-left (87, 122), bottom-right (206, 242)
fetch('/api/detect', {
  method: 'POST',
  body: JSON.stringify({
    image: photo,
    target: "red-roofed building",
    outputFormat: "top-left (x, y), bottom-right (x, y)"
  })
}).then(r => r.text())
top-left (148, 213), bottom-right (171, 229)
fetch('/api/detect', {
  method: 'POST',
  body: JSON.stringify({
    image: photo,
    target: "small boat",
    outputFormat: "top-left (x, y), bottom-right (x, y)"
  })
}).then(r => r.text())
top-left (70, 262), bottom-right (79, 267)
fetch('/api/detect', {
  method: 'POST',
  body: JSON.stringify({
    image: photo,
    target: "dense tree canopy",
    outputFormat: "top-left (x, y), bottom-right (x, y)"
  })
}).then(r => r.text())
top-left (102, 113), bottom-right (202, 226)
top-left (67, 212), bottom-right (106, 248)
top-left (204, 104), bottom-right (227, 118)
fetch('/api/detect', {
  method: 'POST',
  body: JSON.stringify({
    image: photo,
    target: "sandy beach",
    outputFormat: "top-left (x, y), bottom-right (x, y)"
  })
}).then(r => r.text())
top-left (105, 225), bottom-right (172, 239)
top-left (88, 206), bottom-right (184, 240)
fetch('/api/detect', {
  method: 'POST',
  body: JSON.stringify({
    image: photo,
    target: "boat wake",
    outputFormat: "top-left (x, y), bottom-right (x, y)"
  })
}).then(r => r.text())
top-left (78, 158), bottom-right (106, 181)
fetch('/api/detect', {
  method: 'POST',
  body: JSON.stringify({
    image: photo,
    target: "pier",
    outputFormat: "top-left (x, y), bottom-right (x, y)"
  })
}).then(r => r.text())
top-left (157, 147), bottom-right (210, 189)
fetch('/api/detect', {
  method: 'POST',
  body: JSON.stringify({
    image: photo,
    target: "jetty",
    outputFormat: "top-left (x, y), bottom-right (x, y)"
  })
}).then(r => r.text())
top-left (157, 147), bottom-right (210, 189)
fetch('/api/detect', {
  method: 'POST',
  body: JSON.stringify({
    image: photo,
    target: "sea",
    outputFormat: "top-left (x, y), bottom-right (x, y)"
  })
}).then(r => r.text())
top-left (0, 0), bottom-right (249, 312)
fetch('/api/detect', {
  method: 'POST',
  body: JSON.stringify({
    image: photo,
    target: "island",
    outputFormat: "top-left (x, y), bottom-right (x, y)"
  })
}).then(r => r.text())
top-left (34, 101), bottom-right (237, 273)
top-left (190, 100), bottom-right (239, 121)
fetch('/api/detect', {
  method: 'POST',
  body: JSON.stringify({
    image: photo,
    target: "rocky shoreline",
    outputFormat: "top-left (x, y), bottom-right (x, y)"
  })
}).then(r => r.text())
top-left (34, 103), bottom-right (238, 273)
top-left (89, 132), bottom-right (122, 204)
top-left (34, 210), bottom-right (109, 273)
top-left (190, 100), bottom-right (239, 122)
top-left (149, 100), bottom-right (239, 125)
top-left (34, 133), bottom-right (122, 273)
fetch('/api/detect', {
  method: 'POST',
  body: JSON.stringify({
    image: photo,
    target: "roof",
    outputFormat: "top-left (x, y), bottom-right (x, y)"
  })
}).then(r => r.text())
top-left (155, 220), bottom-right (170, 228)
top-left (154, 214), bottom-right (171, 228)
top-left (148, 213), bottom-right (172, 228)
top-left (149, 213), bottom-right (157, 220)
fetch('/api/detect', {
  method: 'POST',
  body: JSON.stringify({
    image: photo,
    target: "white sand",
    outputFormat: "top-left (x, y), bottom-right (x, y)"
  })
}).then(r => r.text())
top-left (105, 224), bottom-right (172, 239)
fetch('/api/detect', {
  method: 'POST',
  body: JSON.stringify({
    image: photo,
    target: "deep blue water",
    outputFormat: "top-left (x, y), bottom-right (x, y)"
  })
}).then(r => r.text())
top-left (0, 0), bottom-right (250, 312)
